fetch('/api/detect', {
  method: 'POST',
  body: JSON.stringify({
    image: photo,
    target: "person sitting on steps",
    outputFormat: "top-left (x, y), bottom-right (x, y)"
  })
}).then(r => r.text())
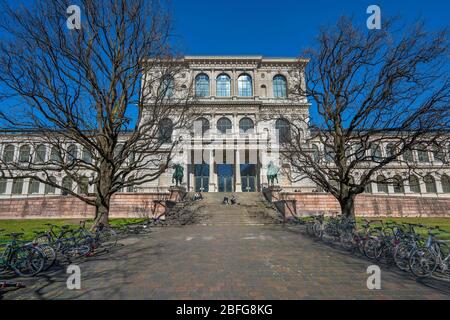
top-left (192, 192), bottom-right (203, 201)
top-left (222, 195), bottom-right (229, 205)
top-left (230, 194), bottom-right (237, 205)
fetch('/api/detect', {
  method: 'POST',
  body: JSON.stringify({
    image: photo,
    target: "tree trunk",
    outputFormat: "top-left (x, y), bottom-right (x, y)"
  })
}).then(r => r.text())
top-left (94, 159), bottom-right (114, 227)
top-left (94, 200), bottom-right (110, 227)
top-left (339, 195), bottom-right (356, 220)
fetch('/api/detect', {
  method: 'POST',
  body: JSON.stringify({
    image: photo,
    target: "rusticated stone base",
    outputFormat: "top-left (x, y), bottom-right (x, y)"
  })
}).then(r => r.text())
top-left (0, 193), bottom-right (172, 219)
top-left (278, 193), bottom-right (450, 217)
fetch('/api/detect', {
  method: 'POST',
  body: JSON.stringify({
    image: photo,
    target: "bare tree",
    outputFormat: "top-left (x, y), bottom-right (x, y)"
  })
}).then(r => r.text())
top-left (274, 17), bottom-right (450, 219)
top-left (0, 0), bottom-right (193, 226)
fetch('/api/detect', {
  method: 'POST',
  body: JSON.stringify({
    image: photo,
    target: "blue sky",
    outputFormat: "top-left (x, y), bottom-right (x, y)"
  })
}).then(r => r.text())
top-left (171, 0), bottom-right (449, 56)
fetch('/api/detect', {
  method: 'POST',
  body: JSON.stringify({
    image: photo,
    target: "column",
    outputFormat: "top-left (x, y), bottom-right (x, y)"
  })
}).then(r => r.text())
top-left (183, 163), bottom-right (188, 190)
top-left (235, 149), bottom-right (242, 192)
top-left (387, 184), bottom-right (395, 195)
top-left (209, 148), bottom-right (215, 192)
top-left (404, 181), bottom-right (412, 194)
top-left (5, 179), bottom-right (13, 195)
top-left (189, 172), bottom-right (195, 192)
top-left (436, 176), bottom-right (444, 194)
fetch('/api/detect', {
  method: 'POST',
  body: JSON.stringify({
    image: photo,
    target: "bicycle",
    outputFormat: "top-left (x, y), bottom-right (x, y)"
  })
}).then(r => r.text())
top-left (392, 223), bottom-right (425, 272)
top-left (409, 226), bottom-right (450, 278)
top-left (0, 231), bottom-right (46, 277)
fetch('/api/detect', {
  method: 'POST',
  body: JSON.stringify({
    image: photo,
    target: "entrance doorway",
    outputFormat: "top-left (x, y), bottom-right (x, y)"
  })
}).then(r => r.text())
top-left (217, 164), bottom-right (233, 192)
top-left (241, 164), bottom-right (256, 192)
top-left (194, 164), bottom-right (209, 192)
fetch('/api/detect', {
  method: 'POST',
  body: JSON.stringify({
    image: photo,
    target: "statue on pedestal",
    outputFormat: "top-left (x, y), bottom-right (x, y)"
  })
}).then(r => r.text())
top-left (172, 163), bottom-right (184, 187)
top-left (267, 161), bottom-right (280, 187)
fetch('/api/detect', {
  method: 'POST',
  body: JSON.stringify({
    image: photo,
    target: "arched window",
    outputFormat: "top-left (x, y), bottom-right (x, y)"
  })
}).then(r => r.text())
top-left (195, 74), bottom-right (210, 97)
top-left (0, 178), bottom-right (7, 194)
top-left (403, 149), bottom-right (414, 163)
top-left (126, 175), bottom-right (135, 193)
top-left (82, 148), bottom-right (92, 164)
top-left (325, 146), bottom-right (335, 163)
top-left (275, 118), bottom-right (290, 143)
top-left (424, 175), bottom-right (437, 193)
top-left (376, 175), bottom-right (388, 193)
top-left (195, 117), bottom-right (210, 136)
top-left (35, 145), bottom-right (47, 164)
top-left (44, 177), bottom-right (56, 195)
top-left (238, 74), bottom-right (252, 97)
top-left (158, 118), bottom-right (173, 143)
top-left (371, 144), bottom-right (382, 161)
top-left (386, 143), bottom-right (396, 159)
top-left (432, 146), bottom-right (445, 163)
top-left (417, 144), bottom-right (429, 163)
top-left (3, 145), bottom-right (15, 163)
top-left (441, 174), bottom-right (450, 193)
top-left (67, 144), bottom-right (78, 163)
top-left (216, 74), bottom-right (231, 97)
top-left (260, 85), bottom-right (267, 97)
top-left (217, 117), bottom-right (232, 134)
top-left (273, 75), bottom-right (287, 98)
top-left (353, 143), bottom-right (366, 160)
top-left (28, 178), bottom-right (40, 194)
top-left (78, 177), bottom-right (89, 195)
top-left (19, 145), bottom-right (31, 163)
top-left (12, 179), bottom-right (24, 195)
top-left (409, 175), bottom-right (421, 193)
top-left (239, 117), bottom-right (254, 134)
top-left (62, 176), bottom-right (73, 196)
top-left (159, 76), bottom-right (174, 98)
top-left (393, 175), bottom-right (404, 193)
top-left (50, 147), bottom-right (62, 164)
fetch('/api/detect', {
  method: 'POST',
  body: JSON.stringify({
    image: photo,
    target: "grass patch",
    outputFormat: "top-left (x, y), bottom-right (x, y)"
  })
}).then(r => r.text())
top-left (356, 217), bottom-right (450, 240)
top-left (0, 218), bottom-right (147, 242)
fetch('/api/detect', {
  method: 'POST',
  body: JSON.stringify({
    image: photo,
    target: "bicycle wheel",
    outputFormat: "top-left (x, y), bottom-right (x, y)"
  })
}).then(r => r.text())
top-left (38, 244), bottom-right (57, 271)
top-left (364, 238), bottom-right (381, 260)
top-left (98, 228), bottom-right (118, 248)
top-left (62, 235), bottom-right (92, 259)
top-left (339, 231), bottom-right (354, 251)
top-left (9, 246), bottom-right (45, 277)
top-left (409, 247), bottom-right (437, 278)
top-left (393, 243), bottom-right (413, 272)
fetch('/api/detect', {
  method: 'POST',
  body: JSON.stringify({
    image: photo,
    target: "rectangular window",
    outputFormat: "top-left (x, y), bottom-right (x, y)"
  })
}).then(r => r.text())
top-left (28, 179), bottom-right (40, 194)
top-left (12, 179), bottom-right (24, 195)
top-left (0, 179), bottom-right (7, 194)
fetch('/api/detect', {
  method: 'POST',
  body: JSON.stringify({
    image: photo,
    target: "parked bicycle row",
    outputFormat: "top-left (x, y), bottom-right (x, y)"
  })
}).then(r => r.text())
top-left (0, 221), bottom-right (118, 278)
top-left (297, 214), bottom-right (450, 280)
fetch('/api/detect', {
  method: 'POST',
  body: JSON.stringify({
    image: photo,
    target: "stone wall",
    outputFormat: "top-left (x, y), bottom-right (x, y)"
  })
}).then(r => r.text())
top-left (0, 193), bottom-right (176, 219)
top-left (278, 193), bottom-right (450, 218)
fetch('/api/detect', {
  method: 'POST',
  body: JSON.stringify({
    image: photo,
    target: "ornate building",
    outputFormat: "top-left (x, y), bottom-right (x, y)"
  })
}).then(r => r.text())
top-left (1, 56), bottom-right (450, 198)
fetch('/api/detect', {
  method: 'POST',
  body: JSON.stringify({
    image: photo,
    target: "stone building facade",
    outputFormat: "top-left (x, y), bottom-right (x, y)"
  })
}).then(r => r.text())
top-left (0, 56), bottom-right (450, 200)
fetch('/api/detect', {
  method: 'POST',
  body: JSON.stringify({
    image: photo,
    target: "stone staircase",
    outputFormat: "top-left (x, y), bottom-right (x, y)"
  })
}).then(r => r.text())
top-left (188, 192), bottom-right (281, 226)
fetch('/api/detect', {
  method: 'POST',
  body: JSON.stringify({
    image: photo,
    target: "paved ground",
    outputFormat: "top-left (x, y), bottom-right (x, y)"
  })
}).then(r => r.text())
top-left (2, 193), bottom-right (449, 300)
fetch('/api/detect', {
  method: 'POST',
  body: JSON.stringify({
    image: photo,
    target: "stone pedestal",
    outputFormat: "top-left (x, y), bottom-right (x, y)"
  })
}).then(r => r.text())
top-left (262, 185), bottom-right (283, 202)
top-left (168, 186), bottom-right (187, 202)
